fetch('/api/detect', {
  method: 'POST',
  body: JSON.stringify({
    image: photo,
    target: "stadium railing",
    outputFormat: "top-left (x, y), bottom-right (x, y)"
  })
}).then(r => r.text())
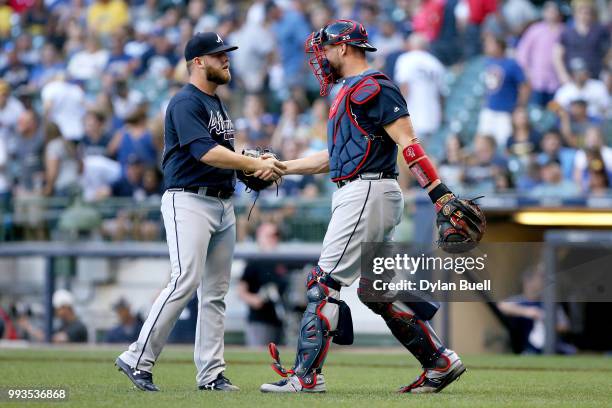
top-left (0, 241), bottom-right (322, 343)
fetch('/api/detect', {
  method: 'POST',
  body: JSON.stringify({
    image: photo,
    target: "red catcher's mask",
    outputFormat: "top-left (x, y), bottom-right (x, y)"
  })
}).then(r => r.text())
top-left (304, 20), bottom-right (377, 96)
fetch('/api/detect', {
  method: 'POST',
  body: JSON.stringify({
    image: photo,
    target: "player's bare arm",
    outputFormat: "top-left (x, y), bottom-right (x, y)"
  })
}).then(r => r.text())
top-left (383, 116), bottom-right (440, 193)
top-left (282, 149), bottom-right (330, 175)
top-left (201, 145), bottom-right (286, 181)
top-left (552, 43), bottom-right (570, 84)
top-left (517, 82), bottom-right (531, 107)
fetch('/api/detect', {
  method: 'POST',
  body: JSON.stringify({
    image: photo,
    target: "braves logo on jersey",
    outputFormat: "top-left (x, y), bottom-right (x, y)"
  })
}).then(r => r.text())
top-left (208, 110), bottom-right (235, 141)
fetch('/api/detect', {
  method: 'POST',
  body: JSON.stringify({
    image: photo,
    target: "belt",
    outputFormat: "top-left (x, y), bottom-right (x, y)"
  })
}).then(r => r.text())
top-left (167, 186), bottom-right (233, 199)
top-left (335, 172), bottom-right (398, 188)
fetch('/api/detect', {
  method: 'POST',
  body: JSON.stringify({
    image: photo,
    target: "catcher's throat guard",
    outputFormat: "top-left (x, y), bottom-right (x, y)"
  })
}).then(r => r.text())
top-left (267, 266), bottom-right (353, 388)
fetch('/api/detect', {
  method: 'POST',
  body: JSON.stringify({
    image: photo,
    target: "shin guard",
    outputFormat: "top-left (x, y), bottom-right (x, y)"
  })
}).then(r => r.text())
top-left (358, 282), bottom-right (445, 369)
top-left (382, 302), bottom-right (445, 369)
top-left (269, 266), bottom-right (345, 389)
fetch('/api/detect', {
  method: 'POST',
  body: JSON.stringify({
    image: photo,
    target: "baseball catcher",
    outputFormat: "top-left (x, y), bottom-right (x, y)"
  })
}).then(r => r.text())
top-left (260, 19), bottom-right (485, 394)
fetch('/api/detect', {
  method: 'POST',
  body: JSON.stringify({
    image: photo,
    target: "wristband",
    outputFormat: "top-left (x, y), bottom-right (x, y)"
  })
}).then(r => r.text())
top-left (402, 144), bottom-right (440, 189)
top-left (428, 183), bottom-right (451, 203)
top-left (429, 183), bottom-right (455, 212)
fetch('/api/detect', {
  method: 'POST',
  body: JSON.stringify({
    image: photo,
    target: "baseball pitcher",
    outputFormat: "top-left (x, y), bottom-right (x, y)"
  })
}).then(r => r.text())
top-left (115, 32), bottom-right (285, 392)
top-left (260, 20), bottom-right (485, 394)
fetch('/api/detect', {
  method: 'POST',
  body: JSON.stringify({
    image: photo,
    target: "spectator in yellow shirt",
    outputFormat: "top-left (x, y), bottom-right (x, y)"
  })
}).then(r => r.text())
top-left (0, 0), bottom-right (13, 39)
top-left (87, 0), bottom-right (129, 35)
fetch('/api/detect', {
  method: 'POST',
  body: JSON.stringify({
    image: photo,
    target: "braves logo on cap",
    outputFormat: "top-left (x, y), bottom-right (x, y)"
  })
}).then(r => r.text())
top-left (184, 32), bottom-right (238, 61)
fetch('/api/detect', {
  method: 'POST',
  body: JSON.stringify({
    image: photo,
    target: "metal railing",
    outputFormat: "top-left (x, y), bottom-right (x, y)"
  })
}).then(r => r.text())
top-left (0, 241), bottom-right (322, 343)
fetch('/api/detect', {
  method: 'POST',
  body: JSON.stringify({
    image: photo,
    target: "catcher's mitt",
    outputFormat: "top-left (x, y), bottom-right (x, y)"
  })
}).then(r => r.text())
top-left (435, 193), bottom-right (486, 253)
top-left (237, 147), bottom-right (280, 192)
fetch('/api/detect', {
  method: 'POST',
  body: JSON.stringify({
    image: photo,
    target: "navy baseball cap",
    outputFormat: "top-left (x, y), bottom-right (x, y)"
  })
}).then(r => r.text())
top-left (184, 32), bottom-right (238, 61)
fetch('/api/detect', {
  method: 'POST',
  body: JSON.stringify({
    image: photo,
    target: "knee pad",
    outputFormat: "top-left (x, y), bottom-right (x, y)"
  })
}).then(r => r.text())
top-left (292, 266), bottom-right (353, 387)
top-left (357, 278), bottom-right (440, 320)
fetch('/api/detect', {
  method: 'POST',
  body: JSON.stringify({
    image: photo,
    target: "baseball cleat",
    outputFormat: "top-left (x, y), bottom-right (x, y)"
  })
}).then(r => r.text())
top-left (115, 357), bottom-right (159, 392)
top-left (260, 374), bottom-right (327, 393)
top-left (398, 349), bottom-right (466, 394)
top-left (199, 373), bottom-right (240, 391)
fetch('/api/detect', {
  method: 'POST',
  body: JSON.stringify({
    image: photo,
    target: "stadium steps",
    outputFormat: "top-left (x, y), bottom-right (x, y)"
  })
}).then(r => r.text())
top-left (80, 258), bottom-right (171, 335)
top-left (429, 56), bottom-right (563, 159)
top-left (427, 57), bottom-right (487, 159)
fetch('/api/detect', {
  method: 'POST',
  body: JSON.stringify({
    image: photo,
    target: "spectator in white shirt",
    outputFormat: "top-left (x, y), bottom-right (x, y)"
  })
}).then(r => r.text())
top-left (41, 73), bottom-right (86, 141)
top-left (111, 79), bottom-right (145, 121)
top-left (230, 3), bottom-right (275, 94)
top-left (554, 58), bottom-right (609, 119)
top-left (67, 33), bottom-right (110, 81)
top-left (0, 80), bottom-right (25, 143)
top-left (0, 134), bottom-right (9, 210)
top-left (81, 155), bottom-right (122, 202)
top-left (394, 33), bottom-right (446, 139)
top-left (42, 122), bottom-right (81, 197)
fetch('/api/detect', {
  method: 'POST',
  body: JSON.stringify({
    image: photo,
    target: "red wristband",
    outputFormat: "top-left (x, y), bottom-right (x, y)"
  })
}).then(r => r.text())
top-left (402, 144), bottom-right (439, 188)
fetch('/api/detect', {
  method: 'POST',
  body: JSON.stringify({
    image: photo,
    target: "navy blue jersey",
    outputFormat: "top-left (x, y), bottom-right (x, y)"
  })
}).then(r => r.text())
top-left (162, 84), bottom-right (236, 190)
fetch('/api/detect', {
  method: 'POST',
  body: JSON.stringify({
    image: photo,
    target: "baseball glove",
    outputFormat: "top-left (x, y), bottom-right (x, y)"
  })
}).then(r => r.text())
top-left (435, 194), bottom-right (486, 253)
top-left (237, 147), bottom-right (280, 192)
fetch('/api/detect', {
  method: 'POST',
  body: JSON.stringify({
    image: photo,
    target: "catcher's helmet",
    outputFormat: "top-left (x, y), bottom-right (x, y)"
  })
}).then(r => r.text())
top-left (305, 19), bottom-right (377, 96)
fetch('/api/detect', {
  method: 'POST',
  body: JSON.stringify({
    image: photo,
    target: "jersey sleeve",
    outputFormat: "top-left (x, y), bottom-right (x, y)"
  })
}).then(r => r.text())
top-left (366, 83), bottom-right (410, 126)
top-left (188, 138), bottom-right (217, 161)
top-left (171, 98), bottom-right (218, 148)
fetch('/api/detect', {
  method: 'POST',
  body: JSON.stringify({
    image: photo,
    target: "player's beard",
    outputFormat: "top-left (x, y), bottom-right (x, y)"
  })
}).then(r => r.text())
top-left (327, 58), bottom-right (342, 82)
top-left (205, 66), bottom-right (231, 84)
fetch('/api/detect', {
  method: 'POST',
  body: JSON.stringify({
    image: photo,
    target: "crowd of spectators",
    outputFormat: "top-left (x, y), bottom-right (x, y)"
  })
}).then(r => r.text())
top-left (0, 0), bottom-right (610, 241)
top-left (435, 0), bottom-right (610, 197)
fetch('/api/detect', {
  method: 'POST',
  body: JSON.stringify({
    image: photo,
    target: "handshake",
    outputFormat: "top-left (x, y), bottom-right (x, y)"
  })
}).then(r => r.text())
top-left (251, 150), bottom-right (286, 181)
top-left (238, 148), bottom-right (287, 192)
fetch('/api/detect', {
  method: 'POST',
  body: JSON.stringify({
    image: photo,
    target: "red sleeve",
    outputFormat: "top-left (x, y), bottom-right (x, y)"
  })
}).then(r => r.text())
top-left (468, 0), bottom-right (498, 24)
top-left (412, 0), bottom-right (445, 41)
top-left (486, 0), bottom-right (498, 15)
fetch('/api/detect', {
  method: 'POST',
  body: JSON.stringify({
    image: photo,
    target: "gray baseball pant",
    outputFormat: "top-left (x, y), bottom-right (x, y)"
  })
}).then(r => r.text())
top-left (119, 189), bottom-right (235, 386)
top-left (317, 178), bottom-right (442, 347)
top-left (319, 178), bottom-right (404, 285)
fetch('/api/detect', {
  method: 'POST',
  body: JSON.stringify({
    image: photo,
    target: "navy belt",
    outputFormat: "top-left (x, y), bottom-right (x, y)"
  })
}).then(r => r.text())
top-left (335, 172), bottom-right (398, 188)
top-left (167, 187), bottom-right (233, 199)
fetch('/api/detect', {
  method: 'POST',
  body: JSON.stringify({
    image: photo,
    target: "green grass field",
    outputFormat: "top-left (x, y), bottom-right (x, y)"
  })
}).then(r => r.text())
top-left (1, 347), bottom-right (611, 407)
